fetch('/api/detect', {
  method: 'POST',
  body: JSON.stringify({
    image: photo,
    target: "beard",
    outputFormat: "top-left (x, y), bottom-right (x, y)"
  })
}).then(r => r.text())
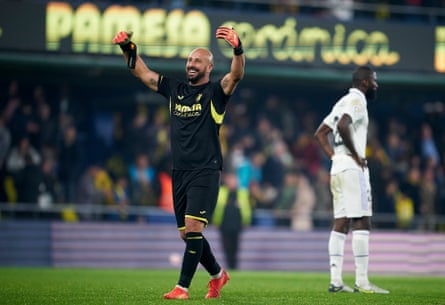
top-left (187, 70), bottom-right (205, 84)
top-left (365, 88), bottom-right (377, 101)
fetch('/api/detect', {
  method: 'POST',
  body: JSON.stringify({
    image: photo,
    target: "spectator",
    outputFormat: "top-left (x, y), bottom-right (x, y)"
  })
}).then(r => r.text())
top-left (312, 167), bottom-right (333, 228)
top-left (226, 139), bottom-right (262, 189)
top-left (420, 123), bottom-right (440, 167)
top-left (58, 84), bottom-right (85, 132)
top-left (253, 116), bottom-right (278, 152)
top-left (290, 170), bottom-right (316, 231)
top-left (77, 164), bottom-right (114, 219)
top-left (57, 124), bottom-right (83, 203)
top-left (274, 170), bottom-right (299, 227)
top-left (291, 131), bottom-right (322, 179)
top-left (110, 111), bottom-right (125, 156)
top-left (394, 191), bottom-right (415, 230)
top-left (376, 178), bottom-right (398, 229)
top-left (384, 131), bottom-right (406, 173)
top-left (157, 158), bottom-right (174, 213)
top-left (2, 80), bottom-right (22, 126)
top-left (37, 102), bottom-right (58, 149)
top-left (9, 101), bottom-right (40, 148)
top-left (0, 116), bottom-right (11, 168)
top-left (418, 166), bottom-right (437, 231)
top-left (107, 175), bottom-right (131, 221)
top-left (6, 135), bottom-right (41, 175)
top-left (212, 171), bottom-right (251, 270)
top-left (400, 162), bottom-right (421, 216)
top-left (14, 154), bottom-right (44, 204)
top-left (250, 157), bottom-right (278, 210)
top-left (0, 166), bottom-right (8, 203)
top-left (262, 140), bottom-right (289, 191)
top-left (38, 158), bottom-right (59, 209)
top-left (128, 153), bottom-right (159, 206)
top-left (147, 106), bottom-right (171, 165)
top-left (435, 162), bottom-right (445, 229)
top-left (123, 106), bottom-right (151, 162)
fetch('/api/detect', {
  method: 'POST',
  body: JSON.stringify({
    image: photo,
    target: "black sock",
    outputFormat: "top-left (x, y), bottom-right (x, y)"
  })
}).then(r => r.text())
top-left (178, 232), bottom-right (203, 288)
top-left (200, 236), bottom-right (221, 276)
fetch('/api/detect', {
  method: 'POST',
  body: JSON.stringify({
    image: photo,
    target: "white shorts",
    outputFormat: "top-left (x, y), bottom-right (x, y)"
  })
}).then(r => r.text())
top-left (330, 168), bottom-right (372, 219)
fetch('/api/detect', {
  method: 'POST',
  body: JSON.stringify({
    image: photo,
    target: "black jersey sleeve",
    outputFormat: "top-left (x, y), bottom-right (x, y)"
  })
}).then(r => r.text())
top-left (211, 79), bottom-right (231, 115)
top-left (157, 75), bottom-right (177, 99)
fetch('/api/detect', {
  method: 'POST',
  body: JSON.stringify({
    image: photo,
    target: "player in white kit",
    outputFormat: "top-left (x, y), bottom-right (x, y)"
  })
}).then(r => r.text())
top-left (314, 66), bottom-right (389, 294)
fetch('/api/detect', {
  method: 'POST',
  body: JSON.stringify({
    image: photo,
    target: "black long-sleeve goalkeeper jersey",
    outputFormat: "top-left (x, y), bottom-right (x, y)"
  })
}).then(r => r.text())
top-left (157, 75), bottom-right (230, 170)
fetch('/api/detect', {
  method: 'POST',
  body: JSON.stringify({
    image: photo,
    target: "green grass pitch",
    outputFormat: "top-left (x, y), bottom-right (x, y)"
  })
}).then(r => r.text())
top-left (1, 268), bottom-right (444, 305)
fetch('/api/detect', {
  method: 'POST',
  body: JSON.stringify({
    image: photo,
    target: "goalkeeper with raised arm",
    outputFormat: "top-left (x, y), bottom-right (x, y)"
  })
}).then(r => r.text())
top-left (113, 26), bottom-right (245, 300)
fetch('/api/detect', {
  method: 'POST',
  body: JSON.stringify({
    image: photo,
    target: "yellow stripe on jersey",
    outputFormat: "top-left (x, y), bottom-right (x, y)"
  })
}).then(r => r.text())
top-left (169, 97), bottom-right (172, 116)
top-left (210, 100), bottom-right (225, 124)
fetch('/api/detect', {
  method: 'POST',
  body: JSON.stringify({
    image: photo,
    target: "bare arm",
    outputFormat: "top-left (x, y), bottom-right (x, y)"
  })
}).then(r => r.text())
top-left (123, 53), bottom-right (160, 92)
top-left (215, 25), bottom-right (245, 96)
top-left (113, 32), bottom-right (160, 92)
top-left (220, 53), bottom-right (245, 96)
top-left (337, 114), bottom-right (366, 168)
top-left (314, 123), bottom-right (334, 159)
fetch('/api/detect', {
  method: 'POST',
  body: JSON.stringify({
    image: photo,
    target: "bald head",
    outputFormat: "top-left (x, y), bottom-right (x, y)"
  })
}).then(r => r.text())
top-left (189, 48), bottom-right (214, 65)
top-left (186, 48), bottom-right (214, 85)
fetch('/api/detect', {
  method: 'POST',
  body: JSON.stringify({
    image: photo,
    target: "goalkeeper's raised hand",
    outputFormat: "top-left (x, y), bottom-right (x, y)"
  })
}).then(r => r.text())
top-left (112, 31), bottom-right (134, 49)
top-left (216, 26), bottom-right (244, 56)
top-left (112, 31), bottom-right (137, 69)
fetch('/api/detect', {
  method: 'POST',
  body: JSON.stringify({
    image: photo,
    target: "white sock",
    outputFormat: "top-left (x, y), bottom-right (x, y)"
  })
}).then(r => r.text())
top-left (211, 270), bottom-right (223, 279)
top-left (352, 230), bottom-right (370, 287)
top-left (329, 231), bottom-right (346, 286)
top-left (176, 285), bottom-right (188, 292)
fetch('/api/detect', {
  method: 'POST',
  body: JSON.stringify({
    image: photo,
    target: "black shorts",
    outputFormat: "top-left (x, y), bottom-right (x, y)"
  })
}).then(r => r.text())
top-left (172, 168), bottom-right (221, 230)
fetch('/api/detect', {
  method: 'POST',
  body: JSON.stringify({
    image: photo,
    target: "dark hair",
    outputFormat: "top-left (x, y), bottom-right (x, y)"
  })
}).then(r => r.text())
top-left (352, 66), bottom-right (374, 87)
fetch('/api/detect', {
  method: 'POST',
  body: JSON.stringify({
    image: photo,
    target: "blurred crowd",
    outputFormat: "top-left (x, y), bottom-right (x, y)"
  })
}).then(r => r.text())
top-left (13, 0), bottom-right (445, 24)
top-left (193, 0), bottom-right (445, 24)
top-left (0, 78), bottom-right (444, 232)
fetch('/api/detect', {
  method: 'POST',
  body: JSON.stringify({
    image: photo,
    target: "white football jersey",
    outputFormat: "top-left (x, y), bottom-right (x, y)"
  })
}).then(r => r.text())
top-left (322, 88), bottom-right (368, 174)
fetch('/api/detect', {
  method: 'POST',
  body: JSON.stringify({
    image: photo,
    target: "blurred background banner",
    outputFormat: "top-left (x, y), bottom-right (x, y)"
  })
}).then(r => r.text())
top-left (0, 2), bottom-right (46, 52)
top-left (0, 1), bottom-right (443, 74)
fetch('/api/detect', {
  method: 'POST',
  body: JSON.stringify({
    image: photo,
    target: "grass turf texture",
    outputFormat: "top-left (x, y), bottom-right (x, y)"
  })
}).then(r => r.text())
top-left (1, 268), bottom-right (444, 305)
